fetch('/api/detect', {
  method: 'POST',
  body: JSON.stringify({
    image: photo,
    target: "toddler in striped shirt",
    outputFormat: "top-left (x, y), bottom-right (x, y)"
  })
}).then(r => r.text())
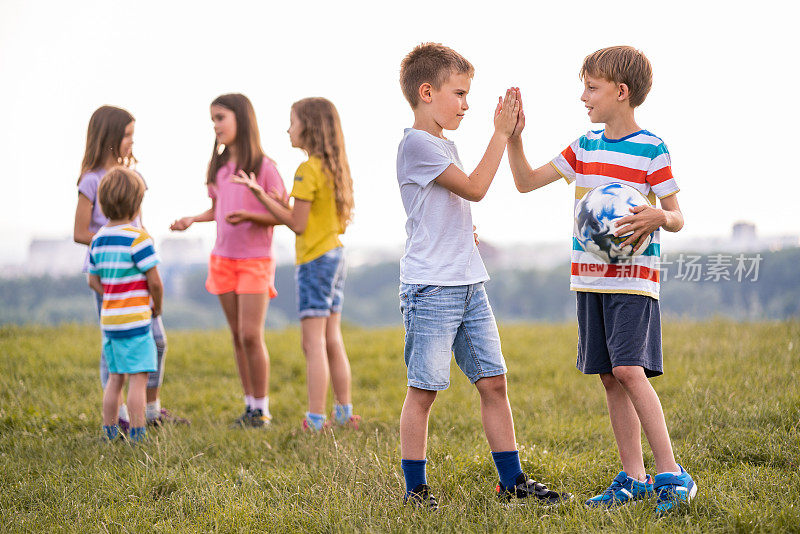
top-left (88, 166), bottom-right (164, 444)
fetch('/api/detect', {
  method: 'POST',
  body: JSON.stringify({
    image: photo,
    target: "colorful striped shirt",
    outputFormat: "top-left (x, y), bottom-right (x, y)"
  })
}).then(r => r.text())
top-left (88, 224), bottom-right (160, 338)
top-left (550, 129), bottom-right (680, 299)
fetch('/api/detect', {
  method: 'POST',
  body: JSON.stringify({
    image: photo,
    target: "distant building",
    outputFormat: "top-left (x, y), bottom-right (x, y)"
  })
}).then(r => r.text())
top-left (732, 221), bottom-right (757, 241)
top-left (27, 238), bottom-right (86, 276)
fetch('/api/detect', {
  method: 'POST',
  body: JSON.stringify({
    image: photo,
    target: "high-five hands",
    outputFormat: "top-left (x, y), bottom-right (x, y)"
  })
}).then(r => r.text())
top-left (494, 88), bottom-right (520, 139)
top-left (509, 87), bottom-right (525, 139)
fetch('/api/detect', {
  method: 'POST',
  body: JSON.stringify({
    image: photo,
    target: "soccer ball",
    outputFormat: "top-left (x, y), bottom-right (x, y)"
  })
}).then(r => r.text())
top-left (574, 183), bottom-right (653, 263)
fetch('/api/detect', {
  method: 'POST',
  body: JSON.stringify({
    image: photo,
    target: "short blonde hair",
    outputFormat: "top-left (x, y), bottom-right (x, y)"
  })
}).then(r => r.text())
top-left (98, 166), bottom-right (145, 220)
top-left (400, 43), bottom-right (474, 108)
top-left (580, 46), bottom-right (653, 108)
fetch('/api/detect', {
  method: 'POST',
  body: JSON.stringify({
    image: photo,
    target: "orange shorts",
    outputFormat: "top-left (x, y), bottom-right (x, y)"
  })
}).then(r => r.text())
top-left (205, 255), bottom-right (278, 297)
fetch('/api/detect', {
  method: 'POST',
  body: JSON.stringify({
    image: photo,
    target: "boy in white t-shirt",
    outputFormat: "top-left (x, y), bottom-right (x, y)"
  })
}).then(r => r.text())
top-left (395, 42), bottom-right (573, 509)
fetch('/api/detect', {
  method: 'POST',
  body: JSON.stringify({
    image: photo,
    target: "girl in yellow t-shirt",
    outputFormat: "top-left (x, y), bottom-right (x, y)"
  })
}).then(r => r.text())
top-left (234, 97), bottom-right (358, 431)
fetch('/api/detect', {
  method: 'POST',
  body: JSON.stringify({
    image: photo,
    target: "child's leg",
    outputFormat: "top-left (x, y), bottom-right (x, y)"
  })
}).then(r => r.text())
top-left (599, 372), bottom-right (647, 481)
top-left (325, 312), bottom-right (351, 405)
top-left (400, 386), bottom-right (437, 495)
top-left (474, 375), bottom-right (516, 452)
top-left (611, 365), bottom-right (679, 474)
top-left (127, 372), bottom-right (149, 429)
top-left (217, 292), bottom-right (251, 398)
top-left (238, 293), bottom-right (270, 400)
top-left (103, 374), bottom-right (126, 426)
top-left (301, 316), bottom-right (329, 415)
top-left (146, 314), bottom-right (167, 405)
top-left (400, 386), bottom-right (436, 460)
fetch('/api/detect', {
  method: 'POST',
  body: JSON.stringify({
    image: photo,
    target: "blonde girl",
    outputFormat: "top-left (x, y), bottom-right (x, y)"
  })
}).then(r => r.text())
top-left (234, 97), bottom-right (358, 431)
top-left (171, 94), bottom-right (285, 428)
top-left (73, 106), bottom-right (187, 430)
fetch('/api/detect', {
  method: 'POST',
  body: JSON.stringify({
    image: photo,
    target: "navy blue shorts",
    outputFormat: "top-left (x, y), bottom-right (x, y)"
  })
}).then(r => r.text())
top-left (576, 291), bottom-right (663, 377)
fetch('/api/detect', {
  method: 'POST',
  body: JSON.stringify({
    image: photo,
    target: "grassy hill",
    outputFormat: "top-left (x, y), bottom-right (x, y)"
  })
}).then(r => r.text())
top-left (1, 322), bottom-right (799, 532)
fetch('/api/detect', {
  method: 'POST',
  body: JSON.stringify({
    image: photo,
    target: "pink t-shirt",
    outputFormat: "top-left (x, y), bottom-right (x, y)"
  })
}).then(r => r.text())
top-left (208, 157), bottom-right (286, 259)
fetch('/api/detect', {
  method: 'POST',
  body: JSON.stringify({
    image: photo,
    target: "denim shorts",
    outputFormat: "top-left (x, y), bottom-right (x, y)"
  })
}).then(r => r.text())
top-left (576, 291), bottom-right (663, 377)
top-left (296, 246), bottom-right (346, 319)
top-left (399, 282), bottom-right (507, 390)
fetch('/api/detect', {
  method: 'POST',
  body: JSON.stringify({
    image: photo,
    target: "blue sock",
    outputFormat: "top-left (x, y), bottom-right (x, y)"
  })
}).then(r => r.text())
top-left (305, 412), bottom-right (326, 431)
top-left (334, 403), bottom-right (353, 424)
top-left (129, 426), bottom-right (146, 443)
top-left (492, 450), bottom-right (523, 490)
top-left (102, 425), bottom-right (119, 441)
top-left (401, 459), bottom-right (428, 495)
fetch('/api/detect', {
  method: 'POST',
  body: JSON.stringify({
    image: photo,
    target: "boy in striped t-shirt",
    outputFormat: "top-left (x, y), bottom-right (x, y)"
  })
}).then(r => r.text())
top-left (505, 46), bottom-right (696, 515)
top-left (88, 167), bottom-right (163, 443)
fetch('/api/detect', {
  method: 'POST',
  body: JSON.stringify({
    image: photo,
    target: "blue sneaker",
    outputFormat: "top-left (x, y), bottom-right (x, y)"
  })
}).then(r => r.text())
top-left (585, 471), bottom-right (653, 509)
top-left (654, 465), bottom-right (697, 516)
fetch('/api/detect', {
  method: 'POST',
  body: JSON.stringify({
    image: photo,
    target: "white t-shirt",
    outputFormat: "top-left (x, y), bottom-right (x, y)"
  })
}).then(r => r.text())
top-left (396, 128), bottom-right (489, 285)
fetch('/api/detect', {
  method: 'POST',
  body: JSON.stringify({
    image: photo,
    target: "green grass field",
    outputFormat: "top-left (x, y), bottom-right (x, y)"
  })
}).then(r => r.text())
top-left (1, 322), bottom-right (799, 533)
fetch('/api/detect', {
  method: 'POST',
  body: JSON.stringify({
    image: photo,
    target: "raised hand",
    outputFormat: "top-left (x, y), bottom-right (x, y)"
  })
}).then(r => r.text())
top-left (509, 87), bottom-right (525, 139)
top-left (494, 88), bottom-right (520, 139)
top-left (232, 170), bottom-right (265, 195)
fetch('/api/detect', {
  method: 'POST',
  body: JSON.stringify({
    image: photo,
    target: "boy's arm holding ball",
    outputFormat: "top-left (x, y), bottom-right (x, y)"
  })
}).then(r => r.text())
top-left (145, 266), bottom-right (163, 317)
top-left (434, 89), bottom-right (519, 202)
top-left (614, 194), bottom-right (684, 248)
top-left (506, 88), bottom-right (563, 193)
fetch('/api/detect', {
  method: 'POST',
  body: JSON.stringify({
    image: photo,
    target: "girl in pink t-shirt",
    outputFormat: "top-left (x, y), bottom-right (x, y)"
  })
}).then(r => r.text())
top-left (171, 93), bottom-right (285, 428)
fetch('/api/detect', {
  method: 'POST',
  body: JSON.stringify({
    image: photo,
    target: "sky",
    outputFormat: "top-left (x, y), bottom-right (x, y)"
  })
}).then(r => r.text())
top-left (1, 1), bottom-right (798, 264)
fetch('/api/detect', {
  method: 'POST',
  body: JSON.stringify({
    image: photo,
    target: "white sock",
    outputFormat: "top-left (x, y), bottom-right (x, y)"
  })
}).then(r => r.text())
top-left (253, 396), bottom-right (270, 418)
top-left (118, 404), bottom-right (129, 421)
top-left (245, 395), bottom-right (255, 409)
top-left (146, 399), bottom-right (161, 421)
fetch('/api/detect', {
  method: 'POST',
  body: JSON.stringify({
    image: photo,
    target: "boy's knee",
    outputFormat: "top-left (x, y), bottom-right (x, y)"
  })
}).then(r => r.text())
top-left (406, 387), bottom-right (437, 410)
top-left (475, 374), bottom-right (508, 399)
top-left (611, 365), bottom-right (645, 386)
top-left (599, 372), bottom-right (619, 389)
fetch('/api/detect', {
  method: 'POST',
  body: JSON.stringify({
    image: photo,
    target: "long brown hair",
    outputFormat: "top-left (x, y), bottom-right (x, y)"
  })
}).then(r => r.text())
top-left (207, 93), bottom-right (265, 185)
top-left (292, 98), bottom-right (354, 229)
top-left (78, 106), bottom-right (136, 184)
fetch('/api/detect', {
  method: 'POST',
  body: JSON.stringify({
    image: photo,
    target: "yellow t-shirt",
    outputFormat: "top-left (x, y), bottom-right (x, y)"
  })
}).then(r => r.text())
top-left (291, 156), bottom-right (343, 264)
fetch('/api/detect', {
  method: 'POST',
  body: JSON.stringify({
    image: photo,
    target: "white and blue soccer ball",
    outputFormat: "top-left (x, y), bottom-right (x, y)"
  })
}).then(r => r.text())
top-left (574, 183), bottom-right (653, 263)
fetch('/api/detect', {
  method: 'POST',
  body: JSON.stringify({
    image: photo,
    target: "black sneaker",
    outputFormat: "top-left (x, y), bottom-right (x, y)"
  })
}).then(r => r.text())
top-left (247, 408), bottom-right (271, 428)
top-left (404, 484), bottom-right (439, 511)
top-left (495, 473), bottom-right (573, 506)
top-left (230, 407), bottom-right (253, 428)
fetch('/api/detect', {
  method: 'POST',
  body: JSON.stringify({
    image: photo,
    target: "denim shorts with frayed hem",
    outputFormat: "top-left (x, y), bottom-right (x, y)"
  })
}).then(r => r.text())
top-left (296, 246), bottom-right (346, 319)
top-left (399, 282), bottom-right (507, 390)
